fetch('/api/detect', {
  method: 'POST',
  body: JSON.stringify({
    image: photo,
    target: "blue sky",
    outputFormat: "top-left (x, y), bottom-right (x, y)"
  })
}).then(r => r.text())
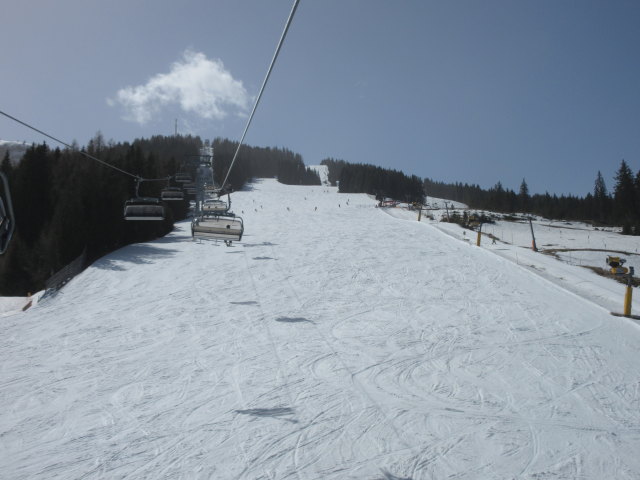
top-left (2, 0), bottom-right (639, 196)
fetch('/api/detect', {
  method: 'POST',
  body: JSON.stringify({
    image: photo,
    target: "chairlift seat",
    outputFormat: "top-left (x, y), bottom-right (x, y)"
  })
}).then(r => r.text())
top-left (161, 187), bottom-right (185, 201)
top-left (183, 182), bottom-right (197, 195)
top-left (0, 198), bottom-right (14, 253)
top-left (202, 199), bottom-right (229, 215)
top-left (175, 173), bottom-right (192, 183)
top-left (0, 172), bottom-right (15, 254)
top-left (124, 197), bottom-right (165, 221)
top-left (192, 215), bottom-right (243, 241)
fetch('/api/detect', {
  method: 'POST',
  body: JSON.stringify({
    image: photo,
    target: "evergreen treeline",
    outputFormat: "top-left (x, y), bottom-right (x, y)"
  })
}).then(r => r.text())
top-left (0, 136), bottom-right (197, 295)
top-left (322, 155), bottom-right (640, 232)
top-left (321, 158), bottom-right (424, 203)
top-left (212, 138), bottom-right (320, 188)
top-left (0, 135), bottom-right (319, 295)
top-left (424, 160), bottom-right (640, 233)
top-left (2, 125), bottom-right (636, 296)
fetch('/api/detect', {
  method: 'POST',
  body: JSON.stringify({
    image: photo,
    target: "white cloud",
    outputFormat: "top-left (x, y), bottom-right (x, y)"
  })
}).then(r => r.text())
top-left (108, 50), bottom-right (251, 124)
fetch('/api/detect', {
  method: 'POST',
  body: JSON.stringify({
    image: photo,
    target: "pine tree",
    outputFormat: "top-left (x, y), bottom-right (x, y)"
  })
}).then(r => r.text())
top-left (594, 170), bottom-right (608, 198)
top-left (635, 169), bottom-right (640, 234)
top-left (1, 151), bottom-right (12, 176)
top-left (613, 160), bottom-right (636, 227)
top-left (13, 143), bottom-right (53, 246)
top-left (593, 170), bottom-right (609, 223)
top-left (518, 178), bottom-right (530, 212)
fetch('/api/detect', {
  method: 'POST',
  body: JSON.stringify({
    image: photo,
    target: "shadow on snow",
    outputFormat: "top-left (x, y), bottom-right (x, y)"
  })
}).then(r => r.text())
top-left (92, 244), bottom-right (178, 271)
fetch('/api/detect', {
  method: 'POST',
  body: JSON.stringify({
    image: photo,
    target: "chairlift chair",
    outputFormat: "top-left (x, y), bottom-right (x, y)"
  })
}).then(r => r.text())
top-left (183, 182), bottom-right (197, 195)
top-left (161, 186), bottom-right (185, 201)
top-left (175, 172), bottom-right (192, 184)
top-left (0, 172), bottom-right (15, 254)
top-left (204, 184), bottom-right (218, 194)
top-left (124, 178), bottom-right (166, 221)
top-left (192, 214), bottom-right (244, 243)
top-left (124, 197), bottom-right (165, 221)
top-left (202, 198), bottom-right (229, 216)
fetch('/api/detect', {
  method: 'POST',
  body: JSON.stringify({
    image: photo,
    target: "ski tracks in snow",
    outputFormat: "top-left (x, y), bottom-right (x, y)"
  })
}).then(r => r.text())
top-left (2, 181), bottom-right (640, 479)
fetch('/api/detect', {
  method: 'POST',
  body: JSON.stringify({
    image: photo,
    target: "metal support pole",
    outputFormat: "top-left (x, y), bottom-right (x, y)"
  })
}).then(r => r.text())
top-left (529, 217), bottom-right (538, 252)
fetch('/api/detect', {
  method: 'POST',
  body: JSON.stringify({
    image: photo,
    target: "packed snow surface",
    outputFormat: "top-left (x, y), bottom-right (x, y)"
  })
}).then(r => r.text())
top-left (2, 180), bottom-right (640, 479)
top-left (307, 164), bottom-right (329, 186)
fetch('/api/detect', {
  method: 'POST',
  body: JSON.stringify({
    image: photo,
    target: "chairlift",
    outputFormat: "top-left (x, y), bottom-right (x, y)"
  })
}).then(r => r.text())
top-left (0, 172), bottom-right (15, 254)
top-left (124, 198), bottom-right (165, 221)
top-left (202, 199), bottom-right (229, 215)
top-left (124, 178), bottom-right (165, 221)
top-left (204, 184), bottom-right (221, 195)
top-left (175, 172), bottom-right (192, 184)
top-left (202, 193), bottom-right (231, 216)
top-left (183, 182), bottom-right (197, 195)
top-left (192, 214), bottom-right (244, 243)
top-left (161, 186), bottom-right (185, 201)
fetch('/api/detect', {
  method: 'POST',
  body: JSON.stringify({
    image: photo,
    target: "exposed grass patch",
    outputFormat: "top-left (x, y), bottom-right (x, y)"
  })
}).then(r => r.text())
top-left (542, 248), bottom-right (636, 256)
top-left (582, 266), bottom-right (640, 287)
top-left (540, 248), bottom-right (639, 286)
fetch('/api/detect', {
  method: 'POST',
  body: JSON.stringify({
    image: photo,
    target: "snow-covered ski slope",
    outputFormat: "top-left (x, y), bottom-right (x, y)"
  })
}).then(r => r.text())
top-left (2, 179), bottom-right (640, 479)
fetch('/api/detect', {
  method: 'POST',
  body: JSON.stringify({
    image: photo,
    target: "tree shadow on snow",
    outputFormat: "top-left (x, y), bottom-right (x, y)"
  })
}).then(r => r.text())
top-left (238, 183), bottom-right (257, 192)
top-left (92, 244), bottom-right (178, 270)
top-left (276, 316), bottom-right (314, 324)
top-left (379, 470), bottom-right (412, 480)
top-left (235, 407), bottom-right (298, 423)
top-left (153, 234), bottom-right (194, 243)
top-left (243, 241), bottom-right (278, 248)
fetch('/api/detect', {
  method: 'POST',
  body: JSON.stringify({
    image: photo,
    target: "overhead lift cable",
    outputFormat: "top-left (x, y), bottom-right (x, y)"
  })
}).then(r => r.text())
top-left (1, 0), bottom-right (300, 238)
top-left (0, 109), bottom-right (138, 179)
top-left (220, 0), bottom-right (301, 189)
top-left (1, 0), bottom-right (301, 189)
top-left (192, 0), bottom-right (300, 247)
top-left (0, 109), bottom-right (176, 224)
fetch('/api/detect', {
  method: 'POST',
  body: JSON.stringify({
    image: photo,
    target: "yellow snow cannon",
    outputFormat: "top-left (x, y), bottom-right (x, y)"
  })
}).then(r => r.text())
top-left (606, 256), bottom-right (629, 275)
